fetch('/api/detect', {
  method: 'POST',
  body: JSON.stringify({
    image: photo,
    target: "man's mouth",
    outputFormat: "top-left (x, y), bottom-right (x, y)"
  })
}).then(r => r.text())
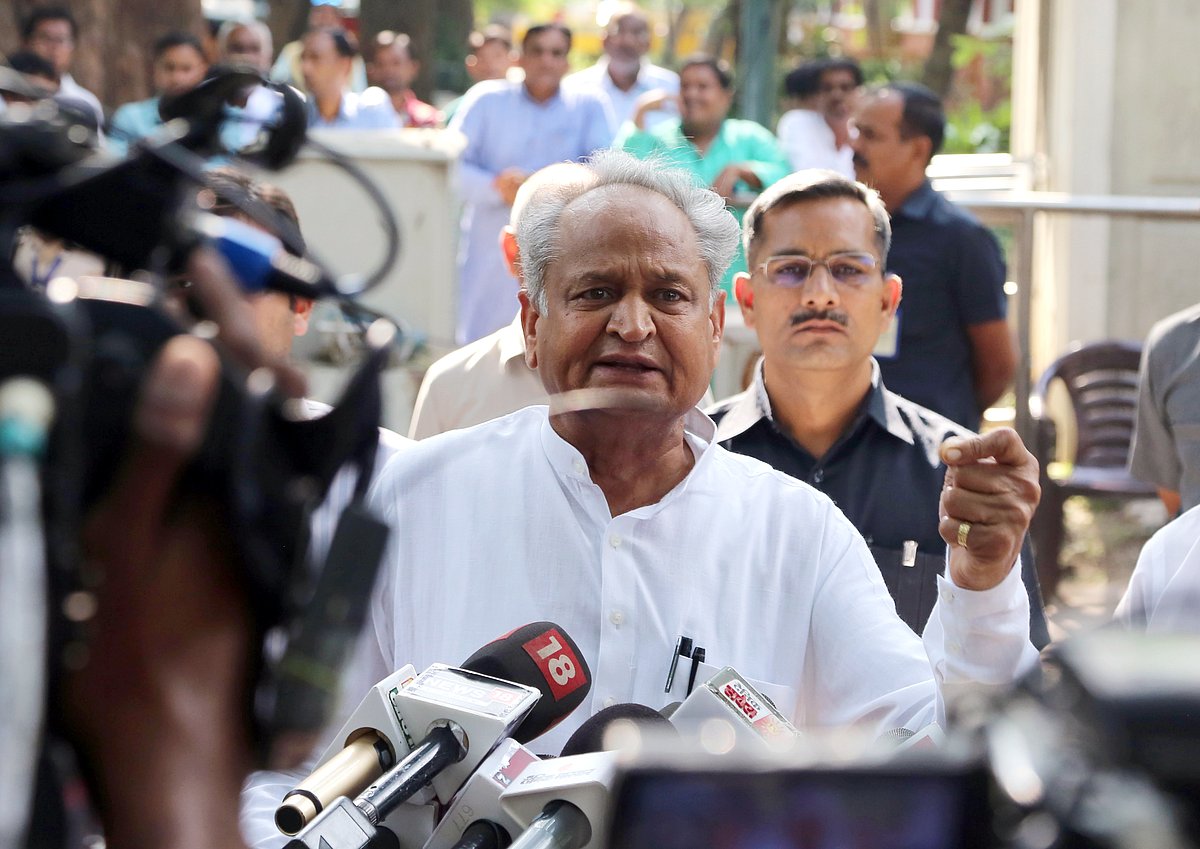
top-left (594, 354), bottom-right (660, 374)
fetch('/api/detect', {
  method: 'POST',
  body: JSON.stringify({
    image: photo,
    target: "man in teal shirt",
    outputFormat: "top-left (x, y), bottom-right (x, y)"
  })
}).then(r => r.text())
top-left (616, 54), bottom-right (790, 295)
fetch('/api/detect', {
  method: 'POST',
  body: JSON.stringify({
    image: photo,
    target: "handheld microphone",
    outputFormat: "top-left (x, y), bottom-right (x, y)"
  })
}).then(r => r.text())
top-left (460, 622), bottom-right (590, 745)
top-left (498, 752), bottom-right (617, 849)
top-left (559, 704), bottom-right (676, 758)
top-left (190, 212), bottom-right (336, 300)
top-left (423, 738), bottom-right (538, 849)
top-left (668, 666), bottom-right (799, 751)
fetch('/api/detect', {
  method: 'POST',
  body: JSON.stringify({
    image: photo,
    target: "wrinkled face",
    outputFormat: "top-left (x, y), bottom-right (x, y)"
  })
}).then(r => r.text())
top-left (739, 196), bottom-right (899, 374)
top-left (26, 18), bottom-right (74, 75)
top-left (153, 44), bottom-right (208, 98)
top-left (468, 39), bottom-right (512, 81)
top-left (223, 25), bottom-right (271, 73)
top-left (850, 91), bottom-right (926, 199)
top-left (819, 67), bottom-right (859, 122)
top-left (300, 30), bottom-right (350, 97)
top-left (522, 185), bottom-right (724, 421)
top-left (370, 42), bottom-right (418, 93)
top-left (520, 29), bottom-right (570, 98)
top-left (679, 63), bottom-right (732, 130)
top-left (604, 13), bottom-right (650, 67)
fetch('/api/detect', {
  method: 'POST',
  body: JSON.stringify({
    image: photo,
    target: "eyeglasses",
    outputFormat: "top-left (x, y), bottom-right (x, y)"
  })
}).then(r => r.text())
top-left (755, 252), bottom-right (879, 288)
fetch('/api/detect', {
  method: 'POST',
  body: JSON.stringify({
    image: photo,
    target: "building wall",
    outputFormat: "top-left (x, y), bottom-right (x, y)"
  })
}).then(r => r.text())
top-left (1032, 0), bottom-right (1200, 361)
top-left (1106, 0), bottom-right (1200, 340)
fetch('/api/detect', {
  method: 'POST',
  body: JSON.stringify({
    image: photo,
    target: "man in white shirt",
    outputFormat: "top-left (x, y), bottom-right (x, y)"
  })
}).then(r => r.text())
top-left (239, 149), bottom-right (1040, 847)
top-left (20, 6), bottom-right (105, 129)
top-left (360, 148), bottom-right (1038, 743)
top-left (777, 57), bottom-right (861, 178)
top-left (1115, 505), bottom-right (1200, 632)
top-left (563, 3), bottom-right (679, 140)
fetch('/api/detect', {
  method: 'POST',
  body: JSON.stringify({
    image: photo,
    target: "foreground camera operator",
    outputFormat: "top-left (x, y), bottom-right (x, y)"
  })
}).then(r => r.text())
top-left (34, 250), bottom-right (301, 849)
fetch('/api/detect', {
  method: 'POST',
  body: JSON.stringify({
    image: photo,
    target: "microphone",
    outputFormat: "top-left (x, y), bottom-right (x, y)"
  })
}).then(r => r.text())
top-left (667, 666), bottom-right (799, 751)
top-left (190, 212), bottom-right (337, 300)
top-left (460, 622), bottom-right (590, 745)
top-left (423, 738), bottom-right (539, 849)
top-left (275, 664), bottom-right (419, 836)
top-left (282, 623), bottom-right (592, 841)
top-left (559, 704), bottom-right (676, 758)
top-left (498, 752), bottom-right (618, 849)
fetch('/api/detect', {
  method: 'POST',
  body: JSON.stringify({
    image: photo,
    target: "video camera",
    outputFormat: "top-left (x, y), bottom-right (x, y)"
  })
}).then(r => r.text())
top-left (604, 630), bottom-right (1200, 849)
top-left (0, 67), bottom-right (402, 768)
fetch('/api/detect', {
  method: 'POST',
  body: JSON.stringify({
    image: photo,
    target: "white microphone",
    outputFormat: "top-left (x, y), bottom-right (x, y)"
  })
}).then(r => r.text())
top-left (276, 663), bottom-right (421, 836)
top-left (423, 738), bottom-right (539, 849)
top-left (498, 751), bottom-right (618, 849)
top-left (667, 666), bottom-right (800, 751)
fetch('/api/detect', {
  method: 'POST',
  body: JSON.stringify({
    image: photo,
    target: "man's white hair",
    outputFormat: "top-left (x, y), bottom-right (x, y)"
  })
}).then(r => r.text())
top-left (516, 148), bottom-right (740, 311)
top-left (216, 19), bottom-right (274, 66)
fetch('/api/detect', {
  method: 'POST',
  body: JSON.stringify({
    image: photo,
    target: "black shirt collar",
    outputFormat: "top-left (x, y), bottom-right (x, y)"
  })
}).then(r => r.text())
top-left (713, 358), bottom-right (916, 448)
top-left (894, 179), bottom-right (938, 220)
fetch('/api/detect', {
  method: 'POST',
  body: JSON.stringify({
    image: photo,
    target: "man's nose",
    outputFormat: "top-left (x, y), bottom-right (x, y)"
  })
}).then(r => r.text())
top-left (607, 294), bottom-right (655, 341)
top-left (800, 265), bottom-right (840, 308)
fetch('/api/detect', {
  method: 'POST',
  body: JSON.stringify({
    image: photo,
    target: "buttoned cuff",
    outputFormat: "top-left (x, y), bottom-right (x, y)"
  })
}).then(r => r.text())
top-left (928, 555), bottom-right (1036, 687)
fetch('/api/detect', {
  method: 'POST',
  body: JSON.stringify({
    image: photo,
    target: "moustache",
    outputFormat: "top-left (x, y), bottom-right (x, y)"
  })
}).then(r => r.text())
top-left (790, 308), bottom-right (850, 328)
top-left (852, 153), bottom-right (869, 169)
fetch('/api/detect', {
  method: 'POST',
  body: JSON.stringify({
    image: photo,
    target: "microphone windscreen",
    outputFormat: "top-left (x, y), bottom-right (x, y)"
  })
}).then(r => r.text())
top-left (560, 703), bottom-right (676, 758)
top-left (461, 622), bottom-right (592, 744)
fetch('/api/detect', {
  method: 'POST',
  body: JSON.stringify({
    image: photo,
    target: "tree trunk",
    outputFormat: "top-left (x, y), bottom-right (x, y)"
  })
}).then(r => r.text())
top-left (663, 2), bottom-right (690, 67)
top-left (922, 0), bottom-right (973, 98)
top-left (433, 0), bottom-right (474, 94)
top-left (265, 0), bottom-right (311, 56)
top-left (863, 0), bottom-right (887, 58)
top-left (3, 0), bottom-right (203, 112)
top-left (705, 0), bottom-right (739, 59)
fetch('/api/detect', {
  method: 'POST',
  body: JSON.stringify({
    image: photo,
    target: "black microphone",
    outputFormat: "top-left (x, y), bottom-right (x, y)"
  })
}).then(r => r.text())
top-left (461, 622), bottom-right (591, 744)
top-left (424, 738), bottom-right (538, 849)
top-left (560, 703), bottom-right (677, 758)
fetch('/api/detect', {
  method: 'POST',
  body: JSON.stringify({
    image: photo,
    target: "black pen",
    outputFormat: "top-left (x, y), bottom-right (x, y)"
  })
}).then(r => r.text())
top-left (686, 646), bottom-right (705, 696)
top-left (664, 636), bottom-right (693, 692)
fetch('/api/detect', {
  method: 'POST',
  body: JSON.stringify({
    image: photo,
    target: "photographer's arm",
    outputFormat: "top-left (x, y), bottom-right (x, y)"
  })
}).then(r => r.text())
top-left (58, 249), bottom-right (303, 849)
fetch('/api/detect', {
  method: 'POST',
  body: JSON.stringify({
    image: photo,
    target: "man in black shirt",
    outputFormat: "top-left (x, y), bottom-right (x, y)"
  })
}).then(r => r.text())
top-left (709, 169), bottom-right (1047, 643)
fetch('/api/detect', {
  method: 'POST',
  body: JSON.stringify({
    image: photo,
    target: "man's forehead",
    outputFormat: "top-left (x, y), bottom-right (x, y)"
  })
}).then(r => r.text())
top-left (756, 196), bottom-right (876, 249)
top-left (526, 30), bottom-right (568, 51)
top-left (612, 13), bottom-right (649, 33)
top-left (561, 183), bottom-right (682, 224)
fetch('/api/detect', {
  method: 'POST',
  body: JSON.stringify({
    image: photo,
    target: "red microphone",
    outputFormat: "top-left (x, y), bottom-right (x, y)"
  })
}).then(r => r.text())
top-left (461, 622), bottom-right (592, 744)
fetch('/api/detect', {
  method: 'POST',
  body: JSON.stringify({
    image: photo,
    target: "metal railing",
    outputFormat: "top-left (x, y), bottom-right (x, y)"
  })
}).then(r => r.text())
top-left (942, 190), bottom-right (1200, 442)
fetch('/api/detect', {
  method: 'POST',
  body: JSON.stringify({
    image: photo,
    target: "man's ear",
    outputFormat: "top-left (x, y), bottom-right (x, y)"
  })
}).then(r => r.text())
top-left (293, 297), bottom-right (315, 337)
top-left (883, 273), bottom-right (902, 317)
top-left (709, 287), bottom-right (726, 349)
top-left (500, 226), bottom-right (519, 279)
top-left (733, 272), bottom-right (755, 326)
top-left (518, 288), bottom-right (539, 369)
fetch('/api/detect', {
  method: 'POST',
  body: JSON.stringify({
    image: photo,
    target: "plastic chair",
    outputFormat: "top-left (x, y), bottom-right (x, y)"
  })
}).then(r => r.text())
top-left (1028, 340), bottom-right (1158, 598)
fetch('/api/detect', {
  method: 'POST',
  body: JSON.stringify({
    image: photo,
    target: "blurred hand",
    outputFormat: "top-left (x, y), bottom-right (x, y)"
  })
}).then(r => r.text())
top-left (710, 164), bottom-right (761, 203)
top-left (62, 335), bottom-right (252, 849)
top-left (938, 428), bottom-right (1041, 591)
top-left (632, 89), bottom-right (679, 130)
top-left (493, 168), bottom-right (528, 206)
top-left (58, 247), bottom-right (313, 849)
